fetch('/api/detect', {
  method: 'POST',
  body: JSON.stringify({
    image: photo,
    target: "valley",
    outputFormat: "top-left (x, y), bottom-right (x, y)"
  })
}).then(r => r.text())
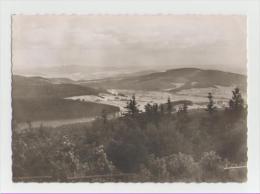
top-left (12, 68), bottom-right (247, 131)
top-left (66, 85), bottom-right (239, 113)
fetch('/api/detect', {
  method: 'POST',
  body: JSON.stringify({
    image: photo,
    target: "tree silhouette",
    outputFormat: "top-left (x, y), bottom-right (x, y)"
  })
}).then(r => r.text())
top-left (152, 103), bottom-right (159, 114)
top-left (177, 103), bottom-right (188, 115)
top-left (206, 92), bottom-right (216, 113)
top-left (124, 94), bottom-right (140, 116)
top-left (145, 103), bottom-right (153, 114)
top-left (159, 104), bottom-right (164, 115)
top-left (229, 87), bottom-right (244, 113)
top-left (167, 97), bottom-right (173, 114)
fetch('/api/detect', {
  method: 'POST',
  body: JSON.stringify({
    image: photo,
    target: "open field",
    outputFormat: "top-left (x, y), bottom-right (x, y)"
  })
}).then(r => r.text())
top-left (67, 85), bottom-right (245, 112)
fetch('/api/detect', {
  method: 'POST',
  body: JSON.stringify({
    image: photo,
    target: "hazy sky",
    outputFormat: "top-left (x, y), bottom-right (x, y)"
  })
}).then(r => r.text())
top-left (12, 15), bottom-right (247, 75)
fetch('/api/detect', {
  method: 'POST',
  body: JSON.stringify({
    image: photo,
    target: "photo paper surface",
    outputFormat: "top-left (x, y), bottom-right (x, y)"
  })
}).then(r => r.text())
top-left (12, 15), bottom-right (247, 182)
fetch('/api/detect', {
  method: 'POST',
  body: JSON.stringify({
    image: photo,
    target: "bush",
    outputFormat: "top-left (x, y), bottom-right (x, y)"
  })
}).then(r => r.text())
top-left (106, 120), bottom-right (148, 172)
top-left (143, 153), bottom-right (200, 182)
top-left (200, 151), bottom-right (225, 182)
top-left (13, 98), bottom-right (247, 182)
top-left (166, 153), bottom-right (201, 182)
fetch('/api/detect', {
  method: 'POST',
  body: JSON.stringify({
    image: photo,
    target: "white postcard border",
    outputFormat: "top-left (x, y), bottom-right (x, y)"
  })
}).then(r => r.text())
top-left (0, 0), bottom-right (259, 193)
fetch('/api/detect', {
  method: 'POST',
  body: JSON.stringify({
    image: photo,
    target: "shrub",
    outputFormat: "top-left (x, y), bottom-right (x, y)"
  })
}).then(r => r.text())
top-left (165, 153), bottom-right (201, 182)
top-left (200, 151), bottom-right (225, 182)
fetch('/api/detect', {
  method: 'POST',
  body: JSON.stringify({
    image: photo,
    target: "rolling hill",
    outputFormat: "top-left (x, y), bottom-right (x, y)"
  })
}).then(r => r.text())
top-left (81, 68), bottom-right (247, 93)
top-left (12, 75), bottom-right (106, 98)
top-left (14, 65), bottom-right (157, 81)
top-left (12, 75), bottom-right (119, 123)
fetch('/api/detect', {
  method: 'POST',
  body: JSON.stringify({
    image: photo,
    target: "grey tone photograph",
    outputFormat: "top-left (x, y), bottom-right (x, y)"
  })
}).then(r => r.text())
top-left (12, 15), bottom-right (247, 182)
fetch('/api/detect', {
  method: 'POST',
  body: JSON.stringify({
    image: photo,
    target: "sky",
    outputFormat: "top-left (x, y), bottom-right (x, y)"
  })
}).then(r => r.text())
top-left (12, 15), bottom-right (247, 76)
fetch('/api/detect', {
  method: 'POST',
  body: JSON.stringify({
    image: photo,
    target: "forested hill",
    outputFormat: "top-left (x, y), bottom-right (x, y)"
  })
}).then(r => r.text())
top-left (82, 68), bottom-right (246, 92)
top-left (12, 75), bottom-right (119, 123)
top-left (12, 75), bottom-right (106, 98)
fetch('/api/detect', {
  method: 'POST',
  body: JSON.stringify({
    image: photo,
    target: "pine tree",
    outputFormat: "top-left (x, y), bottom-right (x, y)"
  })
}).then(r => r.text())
top-left (124, 94), bottom-right (140, 116)
top-left (176, 103), bottom-right (189, 132)
top-left (229, 87), bottom-right (244, 112)
top-left (206, 92), bottom-right (216, 113)
top-left (167, 97), bottom-right (173, 114)
top-left (159, 104), bottom-right (164, 115)
top-left (152, 103), bottom-right (159, 114)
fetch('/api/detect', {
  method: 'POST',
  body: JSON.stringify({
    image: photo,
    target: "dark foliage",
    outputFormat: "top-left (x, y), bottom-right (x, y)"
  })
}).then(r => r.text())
top-left (12, 87), bottom-right (247, 182)
top-left (12, 75), bottom-right (104, 98)
top-left (206, 92), bottom-right (217, 113)
top-left (229, 87), bottom-right (245, 113)
top-left (13, 97), bottom-right (119, 122)
top-left (167, 97), bottom-right (173, 114)
top-left (123, 94), bottom-right (140, 116)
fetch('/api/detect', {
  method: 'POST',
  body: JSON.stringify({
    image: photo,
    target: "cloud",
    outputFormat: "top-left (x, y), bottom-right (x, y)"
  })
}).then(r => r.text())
top-left (12, 15), bottom-right (247, 74)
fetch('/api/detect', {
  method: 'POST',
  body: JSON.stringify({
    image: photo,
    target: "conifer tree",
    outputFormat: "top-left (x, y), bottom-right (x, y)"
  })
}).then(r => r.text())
top-left (229, 87), bottom-right (244, 112)
top-left (206, 92), bottom-right (216, 113)
top-left (152, 103), bottom-right (159, 114)
top-left (124, 94), bottom-right (140, 116)
top-left (159, 104), bottom-right (164, 115)
top-left (167, 97), bottom-right (173, 114)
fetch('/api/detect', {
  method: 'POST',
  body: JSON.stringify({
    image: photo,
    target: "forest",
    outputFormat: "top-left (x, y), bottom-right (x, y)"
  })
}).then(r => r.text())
top-left (12, 75), bottom-right (119, 123)
top-left (13, 97), bottom-right (119, 122)
top-left (12, 87), bottom-right (247, 182)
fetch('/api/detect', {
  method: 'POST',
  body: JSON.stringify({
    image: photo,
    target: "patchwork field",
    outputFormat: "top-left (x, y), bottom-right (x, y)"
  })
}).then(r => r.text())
top-left (66, 85), bottom-right (245, 112)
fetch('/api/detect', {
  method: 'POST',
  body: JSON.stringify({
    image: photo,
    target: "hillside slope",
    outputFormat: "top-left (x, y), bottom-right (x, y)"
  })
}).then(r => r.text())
top-left (82, 68), bottom-right (246, 92)
top-left (12, 75), bottom-right (119, 123)
top-left (12, 75), bottom-right (105, 98)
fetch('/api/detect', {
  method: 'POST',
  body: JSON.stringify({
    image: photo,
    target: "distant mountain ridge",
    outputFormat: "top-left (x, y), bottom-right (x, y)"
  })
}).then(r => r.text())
top-left (13, 68), bottom-right (247, 95)
top-left (14, 65), bottom-right (158, 81)
top-left (81, 68), bottom-right (247, 92)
